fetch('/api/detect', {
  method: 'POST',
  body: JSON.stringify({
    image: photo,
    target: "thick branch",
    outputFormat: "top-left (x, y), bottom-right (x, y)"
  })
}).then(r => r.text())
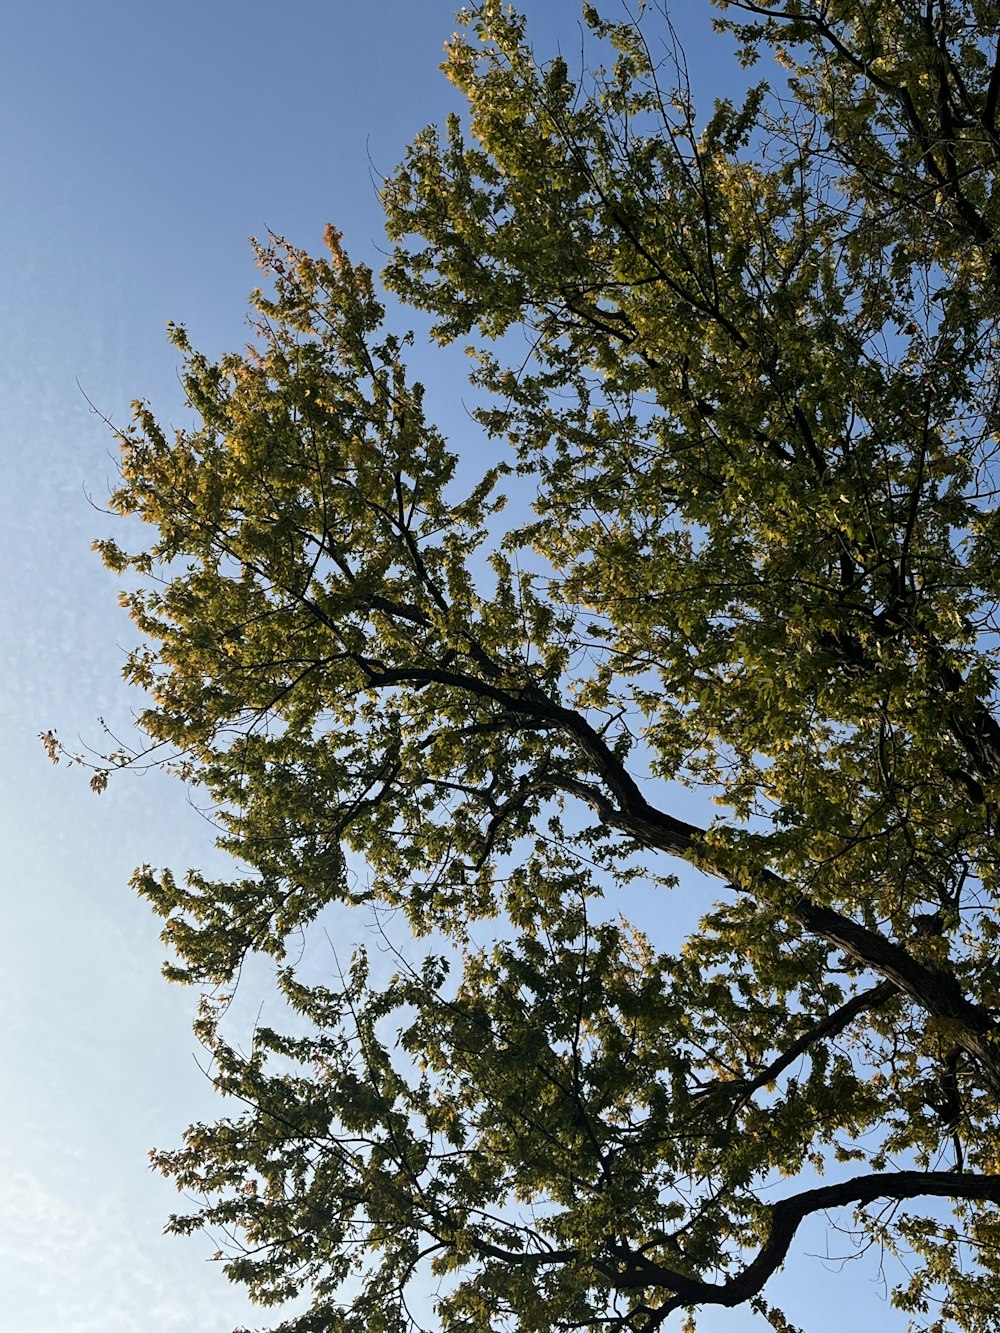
top-left (552, 778), bottom-right (1000, 1095)
top-left (605, 1171), bottom-right (1000, 1312)
top-left (352, 660), bottom-right (1000, 1090)
top-left (692, 980), bottom-right (898, 1112)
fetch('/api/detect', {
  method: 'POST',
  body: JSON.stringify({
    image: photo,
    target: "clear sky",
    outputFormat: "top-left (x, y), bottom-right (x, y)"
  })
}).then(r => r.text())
top-left (1, 4), bottom-right (914, 1331)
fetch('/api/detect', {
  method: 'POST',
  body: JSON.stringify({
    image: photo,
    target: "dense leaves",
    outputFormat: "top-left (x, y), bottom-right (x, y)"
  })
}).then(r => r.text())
top-left (88, 3), bottom-right (1000, 1330)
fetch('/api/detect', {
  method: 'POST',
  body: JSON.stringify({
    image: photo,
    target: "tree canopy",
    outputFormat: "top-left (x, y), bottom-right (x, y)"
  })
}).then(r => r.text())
top-left (83, 2), bottom-right (1000, 1330)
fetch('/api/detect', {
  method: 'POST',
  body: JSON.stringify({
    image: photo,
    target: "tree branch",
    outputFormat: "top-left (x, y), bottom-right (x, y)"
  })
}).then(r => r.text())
top-left (605, 1170), bottom-right (1000, 1312)
top-left (691, 980), bottom-right (898, 1113)
top-left (546, 778), bottom-right (1000, 1094)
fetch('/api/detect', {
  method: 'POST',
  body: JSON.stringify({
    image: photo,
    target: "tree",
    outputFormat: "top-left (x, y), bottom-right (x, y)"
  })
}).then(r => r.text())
top-left (82, 2), bottom-right (1000, 1330)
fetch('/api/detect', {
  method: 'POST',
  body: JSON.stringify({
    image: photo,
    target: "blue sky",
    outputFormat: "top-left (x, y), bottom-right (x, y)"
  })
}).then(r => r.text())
top-left (1, 4), bottom-right (916, 1331)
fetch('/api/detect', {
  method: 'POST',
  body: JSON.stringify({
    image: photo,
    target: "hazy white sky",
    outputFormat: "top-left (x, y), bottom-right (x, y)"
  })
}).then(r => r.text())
top-left (0, 3), bottom-right (913, 1330)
